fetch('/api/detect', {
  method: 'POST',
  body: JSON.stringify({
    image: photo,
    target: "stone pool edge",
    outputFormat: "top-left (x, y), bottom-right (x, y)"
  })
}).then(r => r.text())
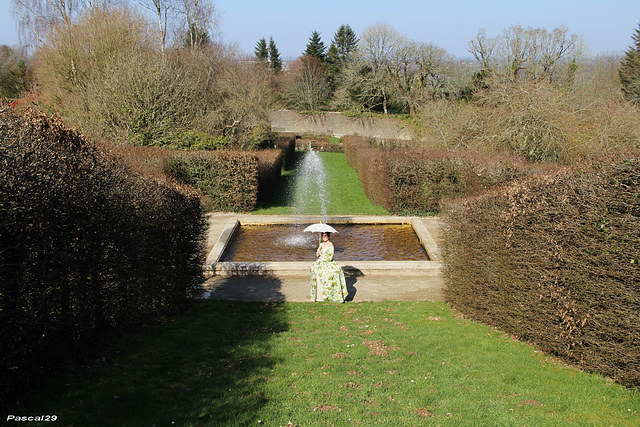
top-left (203, 215), bottom-right (443, 277)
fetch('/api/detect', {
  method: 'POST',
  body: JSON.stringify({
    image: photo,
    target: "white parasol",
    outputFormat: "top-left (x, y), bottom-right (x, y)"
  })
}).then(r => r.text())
top-left (303, 223), bottom-right (339, 234)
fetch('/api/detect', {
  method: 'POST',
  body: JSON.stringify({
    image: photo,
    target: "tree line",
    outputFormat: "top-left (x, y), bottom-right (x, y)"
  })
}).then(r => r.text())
top-left (2, 0), bottom-right (640, 160)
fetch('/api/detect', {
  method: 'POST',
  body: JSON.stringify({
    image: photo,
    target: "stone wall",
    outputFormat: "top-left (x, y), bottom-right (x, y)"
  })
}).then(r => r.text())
top-left (269, 109), bottom-right (416, 140)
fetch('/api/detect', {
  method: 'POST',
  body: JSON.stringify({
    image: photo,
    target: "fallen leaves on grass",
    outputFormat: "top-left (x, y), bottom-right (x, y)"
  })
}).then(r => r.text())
top-left (342, 382), bottom-right (362, 389)
top-left (372, 381), bottom-right (389, 389)
top-left (362, 340), bottom-right (401, 356)
top-left (415, 408), bottom-right (436, 417)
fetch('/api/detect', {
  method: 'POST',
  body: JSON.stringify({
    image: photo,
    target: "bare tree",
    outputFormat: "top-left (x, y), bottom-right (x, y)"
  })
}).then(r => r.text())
top-left (357, 22), bottom-right (407, 114)
top-left (177, 0), bottom-right (218, 49)
top-left (469, 25), bottom-right (582, 83)
top-left (12, 0), bottom-right (76, 48)
top-left (138, 0), bottom-right (175, 53)
top-left (468, 28), bottom-right (497, 72)
top-left (285, 54), bottom-right (328, 111)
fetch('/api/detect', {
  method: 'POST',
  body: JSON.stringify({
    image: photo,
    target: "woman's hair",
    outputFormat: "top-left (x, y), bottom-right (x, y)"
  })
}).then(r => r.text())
top-left (322, 232), bottom-right (331, 238)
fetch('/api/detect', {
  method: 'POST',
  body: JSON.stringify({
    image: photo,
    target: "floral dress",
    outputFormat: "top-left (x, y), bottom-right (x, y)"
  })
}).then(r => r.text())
top-left (310, 242), bottom-right (348, 302)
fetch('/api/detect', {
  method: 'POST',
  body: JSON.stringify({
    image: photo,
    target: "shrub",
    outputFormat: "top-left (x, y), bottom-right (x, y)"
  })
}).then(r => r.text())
top-left (0, 107), bottom-right (206, 406)
top-left (343, 135), bottom-right (542, 215)
top-left (442, 156), bottom-right (640, 387)
top-left (170, 129), bottom-right (229, 150)
top-left (164, 150), bottom-right (259, 211)
top-left (387, 150), bottom-right (464, 215)
top-left (256, 149), bottom-right (284, 202)
top-left (276, 132), bottom-right (296, 170)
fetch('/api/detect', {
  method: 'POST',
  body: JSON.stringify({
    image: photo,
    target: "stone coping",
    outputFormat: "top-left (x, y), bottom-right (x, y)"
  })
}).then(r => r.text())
top-left (204, 215), bottom-right (442, 277)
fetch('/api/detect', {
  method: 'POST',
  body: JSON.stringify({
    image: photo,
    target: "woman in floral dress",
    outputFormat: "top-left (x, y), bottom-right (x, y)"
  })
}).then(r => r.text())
top-left (310, 232), bottom-right (348, 302)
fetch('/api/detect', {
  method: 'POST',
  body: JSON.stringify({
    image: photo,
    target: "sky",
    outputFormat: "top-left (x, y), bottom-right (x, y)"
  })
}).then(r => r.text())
top-left (1, 0), bottom-right (639, 59)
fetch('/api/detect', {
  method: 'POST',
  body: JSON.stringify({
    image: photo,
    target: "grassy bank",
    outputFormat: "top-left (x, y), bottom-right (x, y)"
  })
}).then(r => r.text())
top-left (16, 301), bottom-right (640, 426)
top-left (254, 151), bottom-right (388, 215)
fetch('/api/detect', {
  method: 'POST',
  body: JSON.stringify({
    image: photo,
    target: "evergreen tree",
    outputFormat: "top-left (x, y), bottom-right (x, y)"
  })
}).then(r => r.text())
top-left (325, 43), bottom-right (341, 94)
top-left (619, 22), bottom-right (640, 105)
top-left (331, 25), bottom-right (358, 63)
top-left (325, 25), bottom-right (358, 94)
top-left (304, 30), bottom-right (326, 62)
top-left (268, 37), bottom-right (282, 72)
top-left (255, 37), bottom-right (268, 64)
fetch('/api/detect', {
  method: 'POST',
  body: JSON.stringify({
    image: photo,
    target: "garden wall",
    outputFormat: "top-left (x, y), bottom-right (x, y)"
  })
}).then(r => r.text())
top-left (270, 110), bottom-right (416, 140)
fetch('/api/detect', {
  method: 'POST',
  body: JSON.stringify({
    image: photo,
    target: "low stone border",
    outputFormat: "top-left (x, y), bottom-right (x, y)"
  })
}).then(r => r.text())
top-left (204, 215), bottom-right (443, 277)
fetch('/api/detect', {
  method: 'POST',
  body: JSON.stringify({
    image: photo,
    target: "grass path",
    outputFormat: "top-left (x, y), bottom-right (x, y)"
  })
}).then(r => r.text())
top-left (19, 301), bottom-right (640, 426)
top-left (254, 151), bottom-right (388, 215)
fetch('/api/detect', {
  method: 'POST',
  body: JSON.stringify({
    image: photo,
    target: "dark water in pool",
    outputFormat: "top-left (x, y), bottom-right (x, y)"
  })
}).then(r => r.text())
top-left (220, 224), bottom-right (429, 262)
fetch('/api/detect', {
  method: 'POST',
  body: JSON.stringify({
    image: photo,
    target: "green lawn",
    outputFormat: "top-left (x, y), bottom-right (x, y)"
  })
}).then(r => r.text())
top-left (18, 301), bottom-right (640, 426)
top-left (254, 151), bottom-right (388, 215)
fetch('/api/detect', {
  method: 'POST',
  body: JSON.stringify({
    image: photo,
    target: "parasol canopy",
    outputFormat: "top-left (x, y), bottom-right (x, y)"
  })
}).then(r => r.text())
top-left (303, 223), bottom-right (339, 234)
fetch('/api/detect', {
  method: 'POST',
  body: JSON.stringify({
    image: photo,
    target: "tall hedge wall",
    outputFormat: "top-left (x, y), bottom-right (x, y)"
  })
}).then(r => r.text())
top-left (256, 149), bottom-right (284, 202)
top-left (0, 108), bottom-right (206, 406)
top-left (276, 132), bottom-right (296, 170)
top-left (343, 135), bottom-right (542, 215)
top-left (442, 158), bottom-right (640, 387)
top-left (164, 150), bottom-right (259, 212)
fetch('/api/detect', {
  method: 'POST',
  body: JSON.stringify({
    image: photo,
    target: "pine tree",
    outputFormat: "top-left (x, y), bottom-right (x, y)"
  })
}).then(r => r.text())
top-left (325, 25), bottom-right (358, 94)
top-left (304, 30), bottom-right (326, 62)
top-left (331, 25), bottom-right (358, 63)
top-left (619, 22), bottom-right (640, 104)
top-left (268, 37), bottom-right (282, 72)
top-left (325, 43), bottom-right (341, 94)
top-left (255, 37), bottom-right (268, 64)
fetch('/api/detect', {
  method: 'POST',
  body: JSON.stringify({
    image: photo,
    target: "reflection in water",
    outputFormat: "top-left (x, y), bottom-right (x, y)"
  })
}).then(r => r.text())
top-left (220, 224), bottom-right (429, 262)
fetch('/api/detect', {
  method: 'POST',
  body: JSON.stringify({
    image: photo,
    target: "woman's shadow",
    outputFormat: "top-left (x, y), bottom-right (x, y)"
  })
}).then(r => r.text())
top-left (343, 266), bottom-right (362, 302)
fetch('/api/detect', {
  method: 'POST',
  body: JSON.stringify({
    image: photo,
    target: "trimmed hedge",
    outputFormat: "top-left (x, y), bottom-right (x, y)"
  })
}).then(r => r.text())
top-left (343, 135), bottom-right (542, 215)
top-left (442, 157), bottom-right (640, 387)
top-left (276, 132), bottom-right (296, 170)
top-left (256, 149), bottom-right (284, 202)
top-left (0, 108), bottom-right (206, 406)
top-left (164, 150), bottom-right (259, 212)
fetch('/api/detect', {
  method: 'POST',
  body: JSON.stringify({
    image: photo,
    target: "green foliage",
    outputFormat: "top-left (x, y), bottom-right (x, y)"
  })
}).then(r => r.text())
top-left (164, 150), bottom-right (259, 211)
top-left (15, 301), bottom-right (640, 425)
top-left (619, 22), bottom-right (640, 105)
top-left (246, 120), bottom-right (277, 149)
top-left (0, 108), bottom-right (206, 407)
top-left (325, 26), bottom-right (357, 95)
top-left (443, 156), bottom-right (640, 388)
top-left (254, 37), bottom-right (268, 63)
top-left (268, 37), bottom-right (282, 73)
top-left (304, 30), bottom-right (326, 61)
top-left (170, 129), bottom-right (229, 150)
top-left (331, 24), bottom-right (358, 63)
top-left (0, 45), bottom-right (29, 99)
